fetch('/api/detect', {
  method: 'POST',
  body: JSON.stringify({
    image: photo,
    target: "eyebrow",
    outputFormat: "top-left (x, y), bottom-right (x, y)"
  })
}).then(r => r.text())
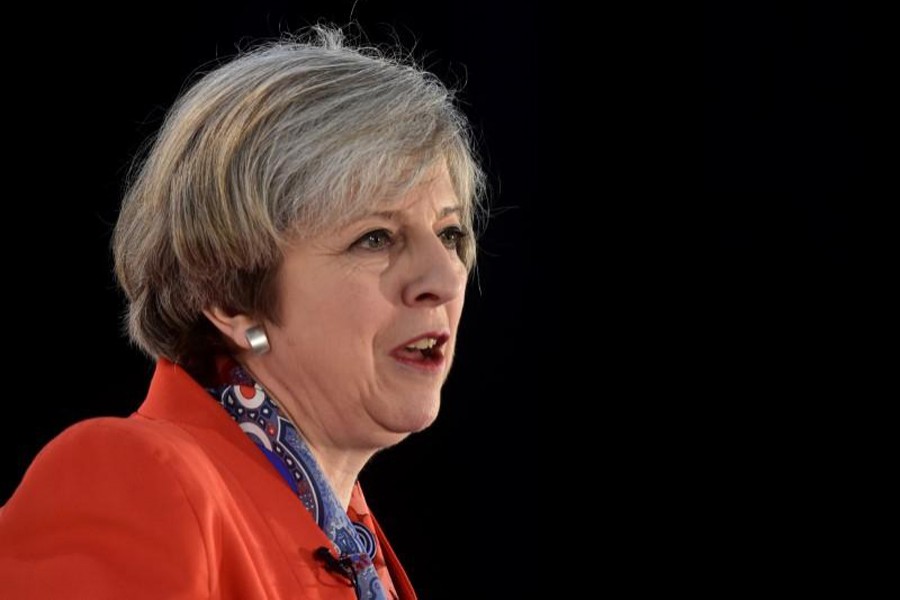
top-left (369, 206), bottom-right (462, 220)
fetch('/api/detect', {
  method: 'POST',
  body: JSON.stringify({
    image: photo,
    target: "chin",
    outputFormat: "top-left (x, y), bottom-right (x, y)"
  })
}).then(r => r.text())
top-left (386, 395), bottom-right (441, 435)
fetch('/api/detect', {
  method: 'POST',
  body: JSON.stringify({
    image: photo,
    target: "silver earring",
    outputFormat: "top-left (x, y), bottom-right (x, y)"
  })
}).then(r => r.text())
top-left (245, 325), bottom-right (271, 355)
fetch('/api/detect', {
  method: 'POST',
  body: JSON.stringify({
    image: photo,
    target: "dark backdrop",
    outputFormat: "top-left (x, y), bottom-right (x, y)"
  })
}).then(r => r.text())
top-left (697, 2), bottom-right (868, 582)
top-left (3, 2), bottom-right (555, 598)
top-left (702, 3), bottom-right (868, 416)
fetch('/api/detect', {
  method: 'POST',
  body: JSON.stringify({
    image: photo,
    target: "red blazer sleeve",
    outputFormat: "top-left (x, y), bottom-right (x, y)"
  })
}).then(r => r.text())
top-left (0, 418), bottom-right (212, 599)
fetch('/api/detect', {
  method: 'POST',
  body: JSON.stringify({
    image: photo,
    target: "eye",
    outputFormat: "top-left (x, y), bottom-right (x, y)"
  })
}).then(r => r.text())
top-left (352, 229), bottom-right (394, 251)
top-left (439, 226), bottom-right (468, 250)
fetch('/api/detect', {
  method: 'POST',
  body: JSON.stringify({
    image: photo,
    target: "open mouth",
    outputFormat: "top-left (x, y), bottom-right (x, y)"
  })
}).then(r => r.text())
top-left (391, 333), bottom-right (450, 368)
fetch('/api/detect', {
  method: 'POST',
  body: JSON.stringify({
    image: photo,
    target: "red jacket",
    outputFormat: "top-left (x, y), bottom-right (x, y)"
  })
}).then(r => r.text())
top-left (0, 360), bottom-right (416, 599)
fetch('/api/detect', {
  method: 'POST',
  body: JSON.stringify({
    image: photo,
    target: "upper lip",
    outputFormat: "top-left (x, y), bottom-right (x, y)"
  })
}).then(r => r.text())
top-left (392, 331), bottom-right (450, 353)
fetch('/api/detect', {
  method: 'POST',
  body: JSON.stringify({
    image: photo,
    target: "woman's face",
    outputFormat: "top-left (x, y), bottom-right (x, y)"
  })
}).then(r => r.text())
top-left (251, 163), bottom-right (468, 450)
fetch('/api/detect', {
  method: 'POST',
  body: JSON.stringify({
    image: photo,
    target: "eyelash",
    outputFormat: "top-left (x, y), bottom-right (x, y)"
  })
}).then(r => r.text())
top-left (352, 227), bottom-right (469, 252)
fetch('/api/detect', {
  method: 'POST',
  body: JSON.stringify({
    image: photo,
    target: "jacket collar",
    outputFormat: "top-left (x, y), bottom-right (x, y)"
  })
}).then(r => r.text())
top-left (138, 358), bottom-right (277, 472)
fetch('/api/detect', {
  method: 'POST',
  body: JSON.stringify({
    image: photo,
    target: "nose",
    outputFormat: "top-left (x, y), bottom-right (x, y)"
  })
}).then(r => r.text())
top-left (400, 234), bottom-right (466, 307)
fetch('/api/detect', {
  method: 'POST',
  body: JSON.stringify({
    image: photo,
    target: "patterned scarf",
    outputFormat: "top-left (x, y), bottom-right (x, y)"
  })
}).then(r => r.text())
top-left (207, 361), bottom-right (394, 600)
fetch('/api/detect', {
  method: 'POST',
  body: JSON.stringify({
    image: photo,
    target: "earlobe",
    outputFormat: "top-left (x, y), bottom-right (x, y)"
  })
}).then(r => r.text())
top-left (202, 307), bottom-right (258, 352)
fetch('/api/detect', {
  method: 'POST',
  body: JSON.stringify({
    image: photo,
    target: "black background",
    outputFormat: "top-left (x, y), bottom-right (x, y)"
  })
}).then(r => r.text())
top-left (2, 0), bottom-right (872, 595)
top-left (701, 3), bottom-right (871, 440)
top-left (697, 2), bottom-right (869, 583)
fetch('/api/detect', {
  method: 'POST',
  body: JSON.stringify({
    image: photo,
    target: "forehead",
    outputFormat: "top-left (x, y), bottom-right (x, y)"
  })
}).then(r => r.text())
top-left (373, 165), bottom-right (459, 214)
top-left (293, 157), bottom-right (468, 240)
top-left (336, 161), bottom-right (460, 228)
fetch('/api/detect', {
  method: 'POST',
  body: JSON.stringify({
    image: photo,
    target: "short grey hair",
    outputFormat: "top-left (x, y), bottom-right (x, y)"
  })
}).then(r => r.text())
top-left (113, 26), bottom-right (485, 367)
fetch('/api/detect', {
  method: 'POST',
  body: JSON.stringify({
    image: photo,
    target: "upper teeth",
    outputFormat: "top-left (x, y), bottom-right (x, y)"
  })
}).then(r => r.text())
top-left (407, 338), bottom-right (437, 350)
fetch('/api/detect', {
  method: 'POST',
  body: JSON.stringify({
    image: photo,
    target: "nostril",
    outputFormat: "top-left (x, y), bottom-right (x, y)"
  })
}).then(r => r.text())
top-left (414, 292), bottom-right (441, 303)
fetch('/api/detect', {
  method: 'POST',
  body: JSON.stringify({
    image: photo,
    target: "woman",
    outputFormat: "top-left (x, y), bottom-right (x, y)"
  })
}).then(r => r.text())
top-left (0, 26), bottom-right (482, 599)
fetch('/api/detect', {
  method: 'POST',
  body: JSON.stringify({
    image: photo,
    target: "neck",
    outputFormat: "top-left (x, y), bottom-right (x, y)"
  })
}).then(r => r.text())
top-left (302, 444), bottom-right (375, 509)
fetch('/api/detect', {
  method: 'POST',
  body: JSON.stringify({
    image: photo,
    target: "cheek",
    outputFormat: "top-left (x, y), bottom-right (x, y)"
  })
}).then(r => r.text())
top-left (452, 297), bottom-right (465, 327)
top-left (452, 278), bottom-right (467, 322)
top-left (303, 283), bottom-right (390, 349)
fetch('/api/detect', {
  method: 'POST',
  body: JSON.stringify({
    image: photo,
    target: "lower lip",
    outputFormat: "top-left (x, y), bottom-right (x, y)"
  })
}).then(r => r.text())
top-left (390, 353), bottom-right (446, 374)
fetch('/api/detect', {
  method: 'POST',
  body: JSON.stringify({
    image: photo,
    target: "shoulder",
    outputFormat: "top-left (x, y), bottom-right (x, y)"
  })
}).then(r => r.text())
top-left (2, 414), bottom-right (215, 520)
top-left (0, 416), bottom-right (215, 597)
top-left (18, 415), bottom-right (211, 489)
top-left (50, 412), bottom-right (200, 450)
top-left (45, 413), bottom-right (207, 462)
top-left (0, 413), bottom-right (235, 549)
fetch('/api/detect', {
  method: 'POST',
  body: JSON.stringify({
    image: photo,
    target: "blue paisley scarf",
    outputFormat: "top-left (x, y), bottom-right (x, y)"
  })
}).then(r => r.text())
top-left (207, 361), bottom-right (392, 600)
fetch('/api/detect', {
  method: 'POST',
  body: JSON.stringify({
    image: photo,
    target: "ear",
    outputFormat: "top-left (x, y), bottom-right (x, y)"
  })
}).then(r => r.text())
top-left (202, 306), bottom-right (259, 352)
